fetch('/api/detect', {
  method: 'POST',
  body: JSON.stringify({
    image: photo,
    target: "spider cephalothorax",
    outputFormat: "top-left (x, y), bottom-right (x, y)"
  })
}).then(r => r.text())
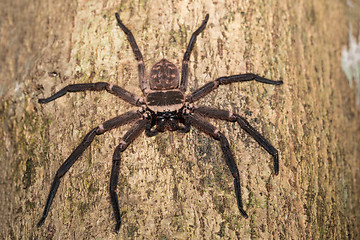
top-left (37, 13), bottom-right (283, 233)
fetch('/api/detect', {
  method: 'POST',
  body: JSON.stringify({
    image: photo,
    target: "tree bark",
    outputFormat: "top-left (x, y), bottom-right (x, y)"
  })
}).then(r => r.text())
top-left (1, 0), bottom-right (359, 239)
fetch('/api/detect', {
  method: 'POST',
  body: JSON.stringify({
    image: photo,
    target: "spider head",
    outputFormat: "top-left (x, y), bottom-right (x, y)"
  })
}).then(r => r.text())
top-left (155, 111), bottom-right (180, 132)
top-left (149, 59), bottom-right (180, 90)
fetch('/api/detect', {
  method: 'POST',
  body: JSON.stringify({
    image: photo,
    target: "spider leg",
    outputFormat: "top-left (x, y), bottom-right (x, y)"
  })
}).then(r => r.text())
top-left (115, 13), bottom-right (147, 93)
top-left (179, 14), bottom-right (209, 92)
top-left (187, 74), bottom-right (283, 102)
top-left (186, 113), bottom-right (248, 219)
top-left (38, 82), bottom-right (142, 106)
top-left (109, 119), bottom-right (148, 233)
top-left (37, 111), bottom-right (142, 228)
top-left (193, 106), bottom-right (279, 175)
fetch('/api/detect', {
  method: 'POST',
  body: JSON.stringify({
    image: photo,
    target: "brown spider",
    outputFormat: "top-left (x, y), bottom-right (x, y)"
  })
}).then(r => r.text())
top-left (37, 13), bottom-right (283, 233)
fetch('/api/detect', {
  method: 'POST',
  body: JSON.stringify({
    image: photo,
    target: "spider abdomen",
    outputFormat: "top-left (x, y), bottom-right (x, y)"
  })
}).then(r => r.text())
top-left (145, 90), bottom-right (185, 112)
top-left (149, 59), bottom-right (180, 90)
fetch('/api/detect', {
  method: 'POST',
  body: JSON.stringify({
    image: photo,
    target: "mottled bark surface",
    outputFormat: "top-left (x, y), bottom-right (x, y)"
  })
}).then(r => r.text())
top-left (1, 0), bottom-right (359, 239)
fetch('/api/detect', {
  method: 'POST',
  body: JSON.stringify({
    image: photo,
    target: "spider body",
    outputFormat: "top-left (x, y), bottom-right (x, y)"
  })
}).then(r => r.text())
top-left (145, 59), bottom-right (189, 132)
top-left (37, 13), bottom-right (283, 233)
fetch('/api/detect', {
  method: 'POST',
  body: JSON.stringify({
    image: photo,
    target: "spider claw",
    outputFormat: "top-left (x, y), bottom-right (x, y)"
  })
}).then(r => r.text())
top-left (114, 221), bottom-right (121, 233)
top-left (239, 208), bottom-right (249, 219)
top-left (37, 217), bottom-right (45, 227)
top-left (274, 153), bottom-right (279, 175)
top-left (38, 98), bottom-right (47, 104)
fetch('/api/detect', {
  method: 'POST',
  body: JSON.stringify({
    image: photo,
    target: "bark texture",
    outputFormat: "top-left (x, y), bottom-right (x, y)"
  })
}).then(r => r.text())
top-left (1, 0), bottom-right (359, 239)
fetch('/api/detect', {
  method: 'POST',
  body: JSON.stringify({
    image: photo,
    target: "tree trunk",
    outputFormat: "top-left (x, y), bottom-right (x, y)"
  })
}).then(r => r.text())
top-left (1, 0), bottom-right (359, 239)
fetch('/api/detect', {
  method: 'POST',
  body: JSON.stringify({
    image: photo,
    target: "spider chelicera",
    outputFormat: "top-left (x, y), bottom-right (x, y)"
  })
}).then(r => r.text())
top-left (37, 13), bottom-right (283, 232)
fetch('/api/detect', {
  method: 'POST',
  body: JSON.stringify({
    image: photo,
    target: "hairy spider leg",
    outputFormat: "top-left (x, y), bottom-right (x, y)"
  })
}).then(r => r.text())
top-left (38, 82), bottom-right (142, 106)
top-left (186, 114), bottom-right (249, 219)
top-left (110, 147), bottom-right (121, 232)
top-left (193, 106), bottom-right (279, 175)
top-left (37, 111), bottom-right (142, 228)
top-left (180, 14), bottom-right (209, 92)
top-left (187, 73), bottom-right (283, 102)
top-left (115, 13), bottom-right (148, 92)
top-left (110, 119), bottom-right (147, 233)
